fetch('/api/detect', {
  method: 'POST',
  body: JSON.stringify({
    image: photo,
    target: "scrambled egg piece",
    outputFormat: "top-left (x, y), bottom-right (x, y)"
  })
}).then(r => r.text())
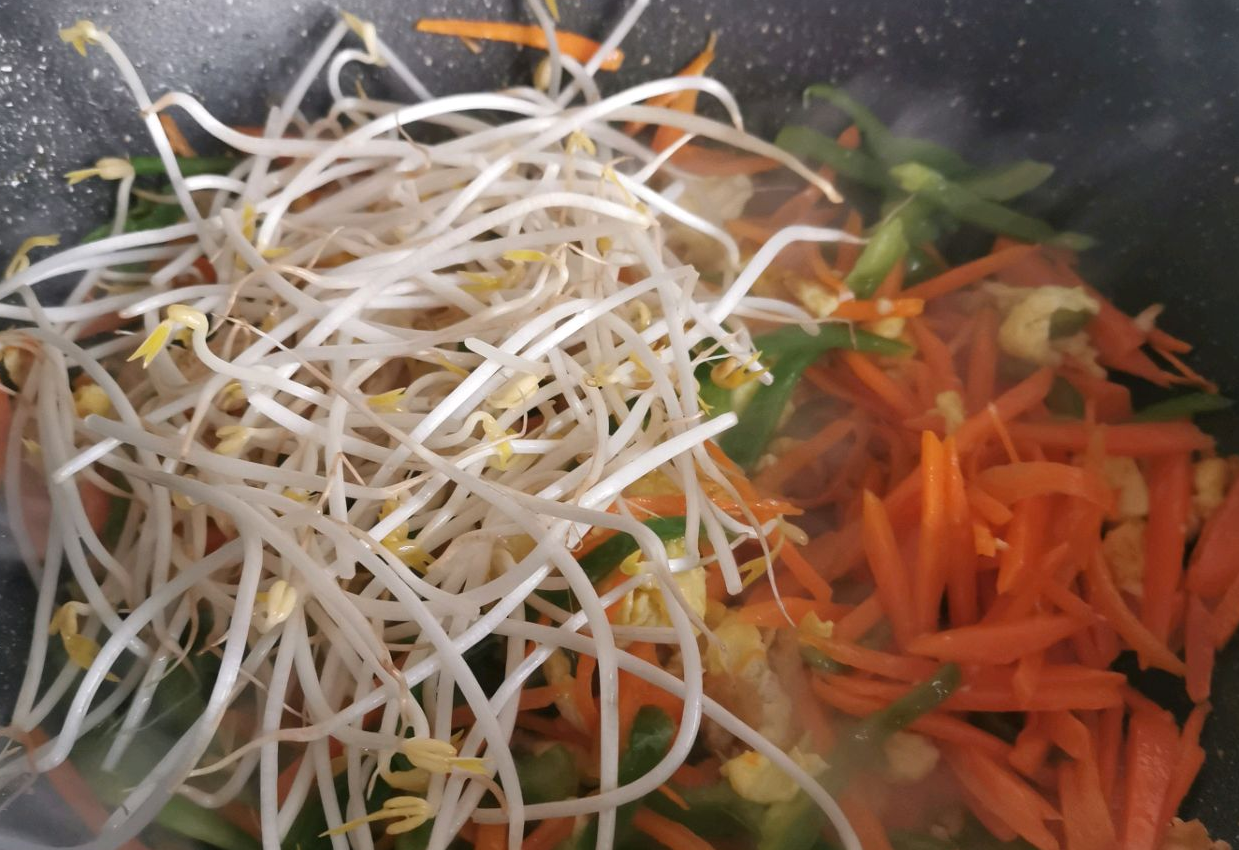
top-left (863, 316), bottom-right (907, 340)
top-left (543, 649), bottom-right (586, 731)
top-left (1103, 457), bottom-right (1150, 519)
top-left (720, 747), bottom-right (827, 804)
top-left (1102, 519), bottom-right (1146, 596)
top-left (666, 174), bottom-right (755, 273)
top-left (1193, 458), bottom-right (1230, 522)
top-left (704, 615), bottom-right (796, 749)
top-left (934, 390), bottom-right (966, 434)
top-left (1163, 818), bottom-right (1232, 850)
top-left (990, 284), bottom-right (1100, 368)
top-left (613, 565), bottom-right (708, 628)
top-left (882, 731), bottom-right (940, 784)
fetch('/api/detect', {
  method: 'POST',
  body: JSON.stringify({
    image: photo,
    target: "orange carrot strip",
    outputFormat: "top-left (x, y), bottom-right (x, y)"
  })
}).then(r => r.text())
top-left (1207, 563), bottom-right (1239, 648)
top-left (158, 113), bottom-right (197, 158)
top-left (861, 490), bottom-right (918, 646)
top-left (735, 597), bottom-right (820, 627)
top-left (966, 483), bottom-right (1014, 526)
top-left (475, 823), bottom-right (507, 850)
top-left (996, 495), bottom-right (1050, 594)
top-left (917, 430), bottom-right (949, 633)
top-left (522, 818), bottom-right (577, 850)
top-left (1062, 368), bottom-right (1133, 423)
top-left (1044, 711), bottom-right (1091, 761)
top-left (652, 87), bottom-right (704, 152)
top-left (833, 593), bottom-right (885, 642)
top-left (1184, 596), bottom-right (1214, 704)
top-left (670, 760), bottom-right (718, 788)
top-left (1153, 345), bottom-right (1217, 393)
top-left (667, 145), bottom-right (782, 175)
top-left (1005, 420), bottom-right (1214, 456)
top-left (907, 616), bottom-right (1084, 664)
top-left (1121, 706), bottom-right (1179, 850)
top-left (909, 318), bottom-right (961, 395)
top-left (1158, 703), bottom-right (1209, 828)
top-left (755, 418), bottom-right (855, 494)
top-left (955, 368), bottom-right (1055, 453)
top-left (415, 19), bottom-right (624, 69)
top-left (779, 545), bottom-right (835, 605)
top-left (624, 33), bottom-right (716, 134)
top-left (830, 297), bottom-right (924, 322)
top-left (943, 745), bottom-right (1061, 850)
top-left (1009, 714), bottom-right (1052, 778)
top-left (943, 437), bottom-right (978, 626)
top-left (1141, 453), bottom-right (1192, 641)
top-left (964, 307), bottom-right (1000, 413)
top-left (807, 636), bottom-right (940, 682)
top-left (975, 461), bottom-right (1113, 509)
top-left (838, 793), bottom-right (895, 850)
top-left (1188, 478), bottom-right (1239, 598)
top-left (1059, 755), bottom-right (1117, 850)
top-left (631, 807), bottom-right (718, 850)
top-left (1084, 552), bottom-right (1185, 675)
top-left (842, 350), bottom-right (920, 419)
top-left (1148, 326), bottom-right (1193, 355)
top-left (829, 667), bottom-right (1124, 713)
top-left (904, 245), bottom-right (1040, 301)
top-left (574, 653), bottom-right (599, 732)
top-left (874, 257), bottom-right (907, 299)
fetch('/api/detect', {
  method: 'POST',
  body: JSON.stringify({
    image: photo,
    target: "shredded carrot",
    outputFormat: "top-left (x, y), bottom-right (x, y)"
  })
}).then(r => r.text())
top-left (833, 592), bottom-right (885, 642)
top-left (1140, 453), bottom-right (1192, 641)
top-left (656, 783), bottom-right (690, 811)
top-left (632, 807), bottom-right (718, 850)
top-left (1187, 477), bottom-right (1239, 598)
top-left (1122, 705), bottom-right (1179, 850)
top-left (839, 793), bottom-right (895, 850)
top-left (574, 653), bottom-right (599, 732)
top-left (1158, 703), bottom-right (1210, 829)
top-left (943, 745), bottom-right (1061, 850)
top-left (904, 244), bottom-right (1039, 301)
top-left (1005, 420), bottom-right (1214, 456)
top-left (975, 461), bottom-right (1113, 509)
top-left (1084, 552), bottom-right (1185, 675)
top-left (778, 545), bottom-right (834, 605)
top-left (158, 113), bottom-right (197, 158)
top-left (1059, 754), bottom-right (1117, 850)
top-left (522, 818), bottom-right (576, 850)
top-left (734, 597), bottom-right (821, 627)
top-left (830, 296), bottom-right (924, 322)
top-left (861, 490), bottom-right (918, 646)
top-left (474, 823), bottom-right (507, 850)
top-left (955, 368), bottom-right (1054, 453)
top-left (755, 418), bottom-right (854, 494)
top-left (624, 32), bottom-right (717, 134)
top-left (906, 616), bottom-right (1085, 665)
top-left (415, 19), bottom-right (625, 69)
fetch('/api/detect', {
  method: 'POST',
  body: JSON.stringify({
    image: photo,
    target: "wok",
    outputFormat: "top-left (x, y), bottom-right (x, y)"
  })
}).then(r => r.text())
top-left (1, 0), bottom-right (1237, 843)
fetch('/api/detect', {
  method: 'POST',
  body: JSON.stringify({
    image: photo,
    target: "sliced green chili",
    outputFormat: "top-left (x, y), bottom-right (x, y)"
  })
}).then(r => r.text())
top-left (644, 780), bottom-right (767, 838)
top-left (578, 516), bottom-right (688, 585)
top-left (800, 643), bottom-right (847, 674)
top-left (719, 324), bottom-right (908, 470)
top-left (516, 744), bottom-right (579, 804)
top-left (804, 85), bottom-right (973, 177)
top-left (128, 154), bottom-right (237, 177)
top-left (845, 217), bottom-right (908, 297)
top-left (1134, 392), bottom-right (1234, 422)
top-left (959, 160), bottom-right (1055, 201)
top-left (890, 162), bottom-right (1094, 250)
top-left (774, 125), bottom-right (895, 189)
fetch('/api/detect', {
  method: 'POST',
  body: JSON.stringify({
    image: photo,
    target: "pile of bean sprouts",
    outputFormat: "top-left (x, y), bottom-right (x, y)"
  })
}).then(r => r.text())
top-left (0, 7), bottom-right (863, 850)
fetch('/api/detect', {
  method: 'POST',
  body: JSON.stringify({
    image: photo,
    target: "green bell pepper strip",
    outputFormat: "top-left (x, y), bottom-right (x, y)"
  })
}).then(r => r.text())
top-left (800, 643), bottom-right (848, 674)
top-left (570, 706), bottom-right (675, 850)
top-left (128, 154), bottom-right (238, 177)
top-left (774, 125), bottom-right (896, 189)
top-left (889, 162), bottom-right (1094, 251)
top-left (643, 780), bottom-right (767, 838)
top-left (804, 85), bottom-right (973, 177)
top-left (844, 217), bottom-right (909, 297)
top-left (156, 796), bottom-right (262, 850)
top-left (717, 324), bottom-right (909, 470)
top-left (515, 744), bottom-right (579, 804)
top-left (578, 516), bottom-right (688, 585)
top-left (756, 664), bottom-right (961, 850)
top-left (958, 160), bottom-right (1055, 202)
top-left (1134, 392), bottom-right (1234, 422)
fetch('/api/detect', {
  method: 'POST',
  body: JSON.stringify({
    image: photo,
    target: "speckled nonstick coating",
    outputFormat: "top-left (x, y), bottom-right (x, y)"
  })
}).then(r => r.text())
top-left (1, 0), bottom-right (1237, 842)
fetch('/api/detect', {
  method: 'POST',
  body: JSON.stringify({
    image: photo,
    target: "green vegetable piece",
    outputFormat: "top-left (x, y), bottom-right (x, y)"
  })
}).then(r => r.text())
top-left (128, 154), bottom-right (238, 177)
top-left (890, 162), bottom-right (1094, 251)
top-left (1134, 392), bottom-right (1234, 422)
top-left (804, 85), bottom-right (973, 177)
top-left (572, 707), bottom-right (675, 850)
top-left (644, 780), bottom-right (766, 838)
top-left (960, 160), bottom-right (1055, 201)
top-left (774, 125), bottom-right (895, 189)
top-left (516, 744), bottom-right (579, 804)
top-left (1048, 308), bottom-right (1094, 338)
top-left (719, 324), bottom-right (908, 470)
top-left (1046, 376), bottom-right (1085, 419)
top-left (757, 665), bottom-right (961, 850)
top-left (578, 516), bottom-right (688, 585)
top-left (157, 795), bottom-right (261, 850)
top-left (281, 770), bottom-right (350, 850)
top-left (799, 643), bottom-right (847, 674)
top-left (845, 217), bottom-right (909, 297)
top-left (393, 821), bottom-right (434, 850)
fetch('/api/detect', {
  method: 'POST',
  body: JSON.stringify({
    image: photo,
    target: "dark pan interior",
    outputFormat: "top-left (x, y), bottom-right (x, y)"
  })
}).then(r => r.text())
top-left (1, 0), bottom-right (1238, 841)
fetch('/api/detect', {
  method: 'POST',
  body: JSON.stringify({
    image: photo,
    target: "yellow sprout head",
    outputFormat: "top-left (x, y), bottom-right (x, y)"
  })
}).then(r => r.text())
top-left (401, 737), bottom-right (487, 775)
top-left (321, 796), bottom-right (433, 838)
top-left (59, 20), bottom-right (102, 56)
top-left (65, 157), bottom-right (135, 186)
top-left (5, 235), bottom-right (60, 280)
top-left (128, 304), bottom-right (209, 368)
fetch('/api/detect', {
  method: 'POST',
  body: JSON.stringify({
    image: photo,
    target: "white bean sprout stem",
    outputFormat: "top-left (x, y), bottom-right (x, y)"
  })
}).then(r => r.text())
top-left (0, 11), bottom-right (861, 850)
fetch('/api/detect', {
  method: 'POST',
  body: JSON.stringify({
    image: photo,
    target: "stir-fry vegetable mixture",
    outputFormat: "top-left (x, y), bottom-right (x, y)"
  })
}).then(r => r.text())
top-left (0, 8), bottom-right (1233, 850)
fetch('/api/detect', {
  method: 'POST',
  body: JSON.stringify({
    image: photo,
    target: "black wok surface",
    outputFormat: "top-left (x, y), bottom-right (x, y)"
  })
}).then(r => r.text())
top-left (1, 0), bottom-right (1238, 842)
